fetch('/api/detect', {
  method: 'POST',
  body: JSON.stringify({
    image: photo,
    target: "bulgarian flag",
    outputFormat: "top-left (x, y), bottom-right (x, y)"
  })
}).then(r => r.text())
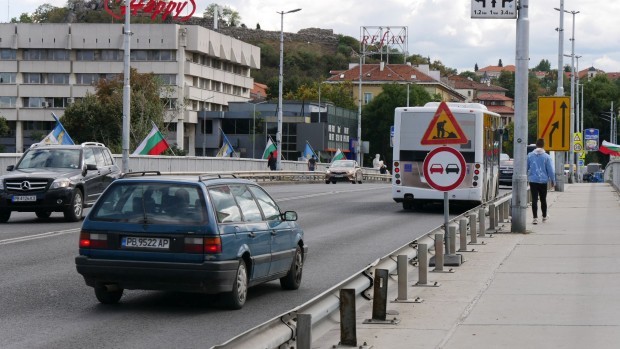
top-left (599, 140), bottom-right (620, 156)
top-left (132, 122), bottom-right (170, 155)
top-left (262, 136), bottom-right (277, 159)
top-left (332, 148), bottom-right (346, 162)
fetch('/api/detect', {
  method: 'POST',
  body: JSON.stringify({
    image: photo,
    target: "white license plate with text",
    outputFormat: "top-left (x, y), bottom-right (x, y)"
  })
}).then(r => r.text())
top-left (12, 195), bottom-right (36, 202)
top-left (122, 236), bottom-right (170, 249)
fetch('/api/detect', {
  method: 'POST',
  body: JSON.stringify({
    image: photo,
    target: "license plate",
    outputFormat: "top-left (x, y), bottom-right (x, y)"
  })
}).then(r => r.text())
top-left (12, 195), bottom-right (37, 202)
top-left (122, 236), bottom-right (170, 250)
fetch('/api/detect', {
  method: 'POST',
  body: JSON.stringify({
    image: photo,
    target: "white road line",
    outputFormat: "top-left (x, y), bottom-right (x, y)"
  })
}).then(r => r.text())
top-left (0, 228), bottom-right (80, 245)
top-left (277, 186), bottom-right (387, 201)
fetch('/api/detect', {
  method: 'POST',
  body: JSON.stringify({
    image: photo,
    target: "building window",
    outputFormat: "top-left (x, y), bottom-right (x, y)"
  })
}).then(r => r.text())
top-left (23, 49), bottom-right (69, 60)
top-left (48, 74), bottom-right (70, 85)
top-left (364, 92), bottom-right (373, 105)
top-left (155, 74), bottom-right (176, 85)
top-left (0, 73), bottom-right (16, 84)
top-left (22, 97), bottom-right (46, 108)
top-left (23, 73), bottom-right (43, 84)
top-left (0, 96), bottom-right (17, 108)
top-left (76, 50), bottom-right (95, 61)
top-left (0, 49), bottom-right (17, 60)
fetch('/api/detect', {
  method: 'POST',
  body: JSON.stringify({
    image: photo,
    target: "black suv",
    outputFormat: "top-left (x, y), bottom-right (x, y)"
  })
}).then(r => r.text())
top-left (0, 142), bottom-right (121, 222)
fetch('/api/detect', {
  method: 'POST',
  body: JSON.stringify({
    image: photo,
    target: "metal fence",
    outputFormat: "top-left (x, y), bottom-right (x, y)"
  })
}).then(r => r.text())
top-left (604, 159), bottom-right (620, 191)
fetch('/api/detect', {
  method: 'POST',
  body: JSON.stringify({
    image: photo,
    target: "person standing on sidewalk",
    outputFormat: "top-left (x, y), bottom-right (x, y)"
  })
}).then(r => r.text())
top-left (527, 138), bottom-right (555, 224)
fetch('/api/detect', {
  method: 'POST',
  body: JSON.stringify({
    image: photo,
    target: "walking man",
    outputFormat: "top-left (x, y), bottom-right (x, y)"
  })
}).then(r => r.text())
top-left (527, 138), bottom-right (555, 224)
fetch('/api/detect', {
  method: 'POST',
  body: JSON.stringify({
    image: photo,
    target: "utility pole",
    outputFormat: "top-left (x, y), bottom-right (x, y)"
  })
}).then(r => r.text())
top-left (511, 0), bottom-right (529, 233)
top-left (553, 1), bottom-right (566, 192)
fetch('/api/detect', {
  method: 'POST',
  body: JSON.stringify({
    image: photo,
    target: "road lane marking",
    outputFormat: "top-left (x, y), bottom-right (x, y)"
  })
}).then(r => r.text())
top-left (277, 186), bottom-right (388, 201)
top-left (0, 228), bottom-right (80, 245)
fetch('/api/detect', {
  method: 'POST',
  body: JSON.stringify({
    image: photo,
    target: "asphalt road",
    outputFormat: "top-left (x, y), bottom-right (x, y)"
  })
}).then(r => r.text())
top-left (0, 183), bottom-right (482, 349)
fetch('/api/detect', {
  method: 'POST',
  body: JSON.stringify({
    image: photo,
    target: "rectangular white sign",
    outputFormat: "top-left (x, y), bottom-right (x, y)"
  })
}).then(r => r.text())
top-left (471, 0), bottom-right (517, 19)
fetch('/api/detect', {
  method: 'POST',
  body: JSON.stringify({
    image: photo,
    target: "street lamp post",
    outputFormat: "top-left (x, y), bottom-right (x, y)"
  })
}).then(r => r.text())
top-left (277, 8), bottom-right (301, 170)
top-left (201, 96), bottom-right (214, 156)
top-left (565, 9), bottom-right (579, 183)
top-left (252, 100), bottom-right (268, 158)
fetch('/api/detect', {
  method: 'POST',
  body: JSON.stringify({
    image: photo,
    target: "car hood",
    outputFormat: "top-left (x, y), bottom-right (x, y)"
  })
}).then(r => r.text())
top-left (1, 168), bottom-right (81, 180)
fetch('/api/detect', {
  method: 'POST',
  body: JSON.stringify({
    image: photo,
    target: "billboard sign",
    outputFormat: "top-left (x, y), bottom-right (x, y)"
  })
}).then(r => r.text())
top-left (105, 0), bottom-right (197, 21)
top-left (584, 128), bottom-right (599, 151)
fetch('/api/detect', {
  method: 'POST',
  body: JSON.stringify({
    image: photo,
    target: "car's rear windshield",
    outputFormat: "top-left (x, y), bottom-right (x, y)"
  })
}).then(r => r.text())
top-left (18, 149), bottom-right (81, 169)
top-left (90, 182), bottom-right (206, 224)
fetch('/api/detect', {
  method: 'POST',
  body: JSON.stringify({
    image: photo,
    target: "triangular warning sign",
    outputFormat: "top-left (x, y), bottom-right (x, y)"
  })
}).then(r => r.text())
top-left (420, 102), bottom-right (468, 145)
top-left (573, 133), bottom-right (582, 142)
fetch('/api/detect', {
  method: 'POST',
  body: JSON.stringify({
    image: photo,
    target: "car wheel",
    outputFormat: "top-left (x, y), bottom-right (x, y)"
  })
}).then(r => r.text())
top-left (280, 246), bottom-right (303, 290)
top-left (94, 285), bottom-right (123, 304)
top-left (351, 179), bottom-right (356, 184)
top-left (224, 260), bottom-right (248, 310)
top-left (35, 210), bottom-right (52, 219)
top-left (325, 181), bottom-right (330, 184)
top-left (0, 210), bottom-right (10, 223)
top-left (63, 189), bottom-right (84, 222)
top-left (331, 180), bottom-right (336, 184)
top-left (357, 173), bottom-right (363, 184)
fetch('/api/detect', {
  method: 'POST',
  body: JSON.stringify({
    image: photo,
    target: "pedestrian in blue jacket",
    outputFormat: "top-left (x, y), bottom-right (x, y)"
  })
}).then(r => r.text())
top-left (527, 138), bottom-right (555, 224)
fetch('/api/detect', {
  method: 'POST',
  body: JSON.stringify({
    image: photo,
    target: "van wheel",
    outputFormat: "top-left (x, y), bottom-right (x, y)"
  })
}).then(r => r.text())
top-left (403, 201), bottom-right (413, 210)
top-left (64, 189), bottom-right (83, 222)
top-left (224, 260), bottom-right (248, 310)
top-left (94, 286), bottom-right (123, 304)
top-left (0, 210), bottom-right (10, 223)
top-left (280, 246), bottom-right (303, 290)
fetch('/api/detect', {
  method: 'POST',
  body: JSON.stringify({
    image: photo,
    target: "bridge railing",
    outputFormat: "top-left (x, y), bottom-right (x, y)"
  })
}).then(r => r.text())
top-left (210, 191), bottom-right (514, 349)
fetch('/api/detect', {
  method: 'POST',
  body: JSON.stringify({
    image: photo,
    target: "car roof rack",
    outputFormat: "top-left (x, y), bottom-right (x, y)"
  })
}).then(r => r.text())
top-left (199, 173), bottom-right (238, 182)
top-left (81, 142), bottom-right (105, 147)
top-left (121, 171), bottom-right (161, 179)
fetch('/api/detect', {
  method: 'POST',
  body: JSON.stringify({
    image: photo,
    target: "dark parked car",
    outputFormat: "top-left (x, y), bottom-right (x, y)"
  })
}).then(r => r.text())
top-left (325, 160), bottom-right (363, 184)
top-left (499, 159), bottom-right (514, 186)
top-left (0, 142), bottom-right (120, 222)
top-left (75, 173), bottom-right (307, 309)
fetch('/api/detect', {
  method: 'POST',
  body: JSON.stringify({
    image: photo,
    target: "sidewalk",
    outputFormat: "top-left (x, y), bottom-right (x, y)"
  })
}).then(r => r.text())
top-left (312, 183), bottom-right (620, 348)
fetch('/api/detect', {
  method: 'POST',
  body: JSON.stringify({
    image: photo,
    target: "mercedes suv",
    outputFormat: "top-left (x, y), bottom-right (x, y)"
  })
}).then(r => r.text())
top-left (0, 142), bottom-right (121, 222)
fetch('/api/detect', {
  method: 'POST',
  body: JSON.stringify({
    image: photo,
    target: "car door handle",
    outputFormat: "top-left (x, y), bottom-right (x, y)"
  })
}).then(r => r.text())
top-left (271, 230), bottom-right (277, 236)
top-left (249, 232), bottom-right (256, 238)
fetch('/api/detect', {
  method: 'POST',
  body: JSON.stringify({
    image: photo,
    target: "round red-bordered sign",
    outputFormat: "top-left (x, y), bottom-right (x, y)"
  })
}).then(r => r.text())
top-left (423, 146), bottom-right (466, 192)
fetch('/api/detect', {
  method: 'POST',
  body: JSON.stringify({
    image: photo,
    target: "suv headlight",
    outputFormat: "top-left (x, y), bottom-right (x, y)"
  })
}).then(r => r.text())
top-left (51, 178), bottom-right (71, 189)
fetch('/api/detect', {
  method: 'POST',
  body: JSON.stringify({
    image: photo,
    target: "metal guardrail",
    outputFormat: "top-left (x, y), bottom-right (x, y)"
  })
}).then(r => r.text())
top-left (211, 192), bottom-right (514, 349)
top-left (161, 170), bottom-right (391, 183)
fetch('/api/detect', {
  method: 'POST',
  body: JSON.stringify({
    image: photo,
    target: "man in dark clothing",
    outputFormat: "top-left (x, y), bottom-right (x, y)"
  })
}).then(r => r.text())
top-left (267, 151), bottom-right (277, 171)
top-left (308, 155), bottom-right (316, 171)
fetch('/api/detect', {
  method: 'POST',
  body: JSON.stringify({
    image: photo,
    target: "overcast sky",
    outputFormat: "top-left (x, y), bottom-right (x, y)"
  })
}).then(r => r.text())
top-left (4, 0), bottom-right (620, 73)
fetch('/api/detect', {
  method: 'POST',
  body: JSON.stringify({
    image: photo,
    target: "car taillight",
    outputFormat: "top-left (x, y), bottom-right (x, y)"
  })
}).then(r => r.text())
top-left (184, 237), bottom-right (222, 254)
top-left (79, 231), bottom-right (108, 249)
top-left (204, 237), bottom-right (222, 254)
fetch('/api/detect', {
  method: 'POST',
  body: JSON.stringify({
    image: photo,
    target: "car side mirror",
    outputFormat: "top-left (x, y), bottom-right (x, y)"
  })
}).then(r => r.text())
top-left (282, 211), bottom-right (298, 221)
top-left (83, 163), bottom-right (97, 176)
top-left (6, 165), bottom-right (14, 171)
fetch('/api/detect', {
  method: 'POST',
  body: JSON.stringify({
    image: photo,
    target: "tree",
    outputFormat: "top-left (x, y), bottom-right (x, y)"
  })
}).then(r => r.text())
top-left (362, 83), bottom-right (432, 167)
top-left (203, 3), bottom-right (241, 27)
top-left (0, 116), bottom-right (9, 152)
top-left (285, 81), bottom-right (356, 110)
top-left (498, 59), bottom-right (503, 67)
top-left (459, 71), bottom-right (480, 82)
top-left (534, 59), bottom-right (551, 72)
top-left (497, 71), bottom-right (515, 98)
top-left (11, 13), bottom-right (33, 23)
top-left (61, 69), bottom-right (170, 153)
top-left (475, 63), bottom-right (479, 71)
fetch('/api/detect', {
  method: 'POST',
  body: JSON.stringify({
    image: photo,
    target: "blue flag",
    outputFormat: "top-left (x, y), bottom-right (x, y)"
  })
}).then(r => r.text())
top-left (40, 113), bottom-right (75, 145)
top-left (216, 129), bottom-right (235, 157)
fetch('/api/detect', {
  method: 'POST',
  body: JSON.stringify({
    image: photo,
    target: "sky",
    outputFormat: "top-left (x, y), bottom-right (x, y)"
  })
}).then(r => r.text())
top-left (3, 0), bottom-right (620, 74)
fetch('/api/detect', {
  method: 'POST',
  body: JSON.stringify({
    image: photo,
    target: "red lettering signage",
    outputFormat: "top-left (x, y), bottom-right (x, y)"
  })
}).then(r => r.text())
top-left (104, 0), bottom-right (196, 21)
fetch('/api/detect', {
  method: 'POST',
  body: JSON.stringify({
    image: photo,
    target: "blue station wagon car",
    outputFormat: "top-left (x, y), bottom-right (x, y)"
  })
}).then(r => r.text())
top-left (75, 173), bottom-right (307, 309)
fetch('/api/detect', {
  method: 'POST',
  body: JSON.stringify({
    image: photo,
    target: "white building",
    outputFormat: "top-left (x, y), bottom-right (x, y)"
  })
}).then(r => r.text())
top-left (0, 23), bottom-right (260, 154)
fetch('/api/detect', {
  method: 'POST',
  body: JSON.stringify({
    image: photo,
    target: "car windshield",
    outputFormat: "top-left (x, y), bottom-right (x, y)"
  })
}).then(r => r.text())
top-left (90, 182), bottom-right (206, 224)
top-left (17, 149), bottom-right (81, 169)
top-left (332, 160), bottom-right (354, 168)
